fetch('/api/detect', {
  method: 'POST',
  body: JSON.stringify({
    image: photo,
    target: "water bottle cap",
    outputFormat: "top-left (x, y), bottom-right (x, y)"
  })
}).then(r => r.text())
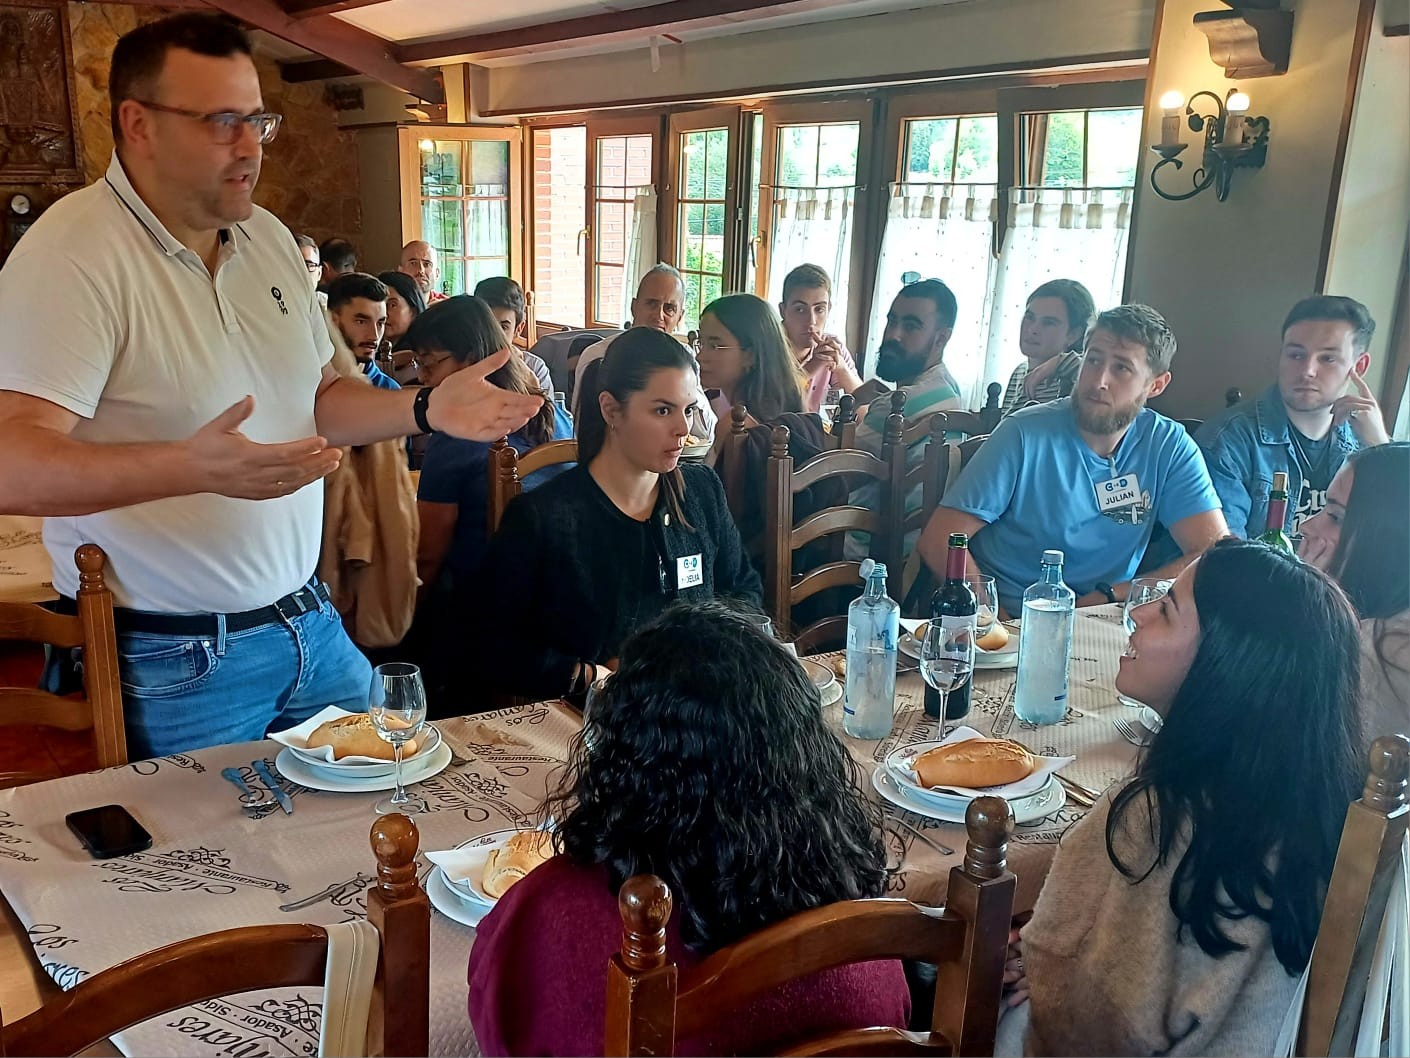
top-left (859, 558), bottom-right (887, 581)
top-left (1042, 549), bottom-right (1065, 564)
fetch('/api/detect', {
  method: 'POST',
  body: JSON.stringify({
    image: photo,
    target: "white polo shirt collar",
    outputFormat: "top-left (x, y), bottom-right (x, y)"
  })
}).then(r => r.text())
top-left (102, 152), bottom-right (250, 263)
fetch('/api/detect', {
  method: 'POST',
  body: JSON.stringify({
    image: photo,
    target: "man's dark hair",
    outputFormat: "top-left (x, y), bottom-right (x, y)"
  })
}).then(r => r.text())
top-left (109, 13), bottom-right (252, 142)
top-left (319, 237), bottom-right (357, 274)
top-left (781, 263), bottom-right (832, 303)
top-left (474, 276), bottom-right (527, 325)
top-left (1029, 278), bottom-right (1097, 351)
top-left (1282, 295), bottom-right (1376, 355)
top-left (899, 278), bottom-right (958, 330)
top-left (293, 233), bottom-right (317, 253)
top-left (325, 272), bottom-right (388, 312)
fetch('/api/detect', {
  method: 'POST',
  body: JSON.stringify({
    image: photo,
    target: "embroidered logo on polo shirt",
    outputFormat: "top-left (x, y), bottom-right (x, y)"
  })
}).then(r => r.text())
top-left (270, 286), bottom-right (288, 315)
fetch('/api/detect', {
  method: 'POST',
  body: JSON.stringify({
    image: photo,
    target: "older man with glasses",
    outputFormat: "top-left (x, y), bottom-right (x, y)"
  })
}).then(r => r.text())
top-left (0, 13), bottom-right (542, 759)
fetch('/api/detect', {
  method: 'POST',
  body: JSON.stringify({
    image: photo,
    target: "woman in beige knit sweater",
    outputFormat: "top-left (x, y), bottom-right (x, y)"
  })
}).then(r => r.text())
top-left (998, 539), bottom-right (1364, 1057)
top-left (1301, 442), bottom-right (1409, 744)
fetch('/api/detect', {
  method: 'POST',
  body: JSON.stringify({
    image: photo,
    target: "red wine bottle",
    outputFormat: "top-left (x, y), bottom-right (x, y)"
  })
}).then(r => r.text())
top-left (925, 533), bottom-right (977, 720)
top-left (1258, 471), bottom-right (1296, 554)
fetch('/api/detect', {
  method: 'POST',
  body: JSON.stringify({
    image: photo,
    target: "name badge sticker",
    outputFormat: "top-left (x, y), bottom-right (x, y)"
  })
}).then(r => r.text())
top-left (676, 554), bottom-right (704, 589)
top-left (1095, 474), bottom-right (1142, 513)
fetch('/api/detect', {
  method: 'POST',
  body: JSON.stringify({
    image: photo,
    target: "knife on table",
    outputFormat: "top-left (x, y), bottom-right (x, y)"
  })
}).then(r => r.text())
top-left (252, 759), bottom-right (294, 815)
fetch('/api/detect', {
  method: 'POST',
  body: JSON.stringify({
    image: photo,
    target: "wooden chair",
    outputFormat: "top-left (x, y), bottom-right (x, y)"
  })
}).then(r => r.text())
top-left (486, 436), bottom-right (579, 535)
top-left (605, 796), bottom-right (1017, 1057)
top-left (0, 544), bottom-right (125, 770)
top-left (720, 403), bottom-right (754, 526)
top-left (823, 394), bottom-right (858, 451)
top-left (763, 417), bottom-right (905, 652)
top-left (1298, 733), bottom-right (1410, 1057)
top-left (0, 813), bottom-right (430, 1057)
top-left (901, 422), bottom-right (991, 614)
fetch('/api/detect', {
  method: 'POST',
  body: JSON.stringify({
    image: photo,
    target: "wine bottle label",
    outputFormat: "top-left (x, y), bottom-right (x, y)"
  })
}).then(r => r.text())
top-left (937, 614), bottom-right (975, 644)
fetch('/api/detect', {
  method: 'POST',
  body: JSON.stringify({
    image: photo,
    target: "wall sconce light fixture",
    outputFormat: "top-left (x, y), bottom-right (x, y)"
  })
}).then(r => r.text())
top-left (1149, 87), bottom-right (1270, 202)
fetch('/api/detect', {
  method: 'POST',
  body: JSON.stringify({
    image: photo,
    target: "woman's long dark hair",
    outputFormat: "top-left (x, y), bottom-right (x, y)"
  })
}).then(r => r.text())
top-left (577, 327), bottom-right (696, 526)
top-left (703, 293), bottom-right (805, 423)
top-left (1107, 539), bottom-right (1362, 975)
top-left (544, 600), bottom-right (887, 952)
top-left (400, 295), bottom-right (553, 445)
top-left (376, 270), bottom-right (426, 320)
top-left (1330, 442), bottom-right (1410, 706)
top-left (1329, 442), bottom-right (1409, 620)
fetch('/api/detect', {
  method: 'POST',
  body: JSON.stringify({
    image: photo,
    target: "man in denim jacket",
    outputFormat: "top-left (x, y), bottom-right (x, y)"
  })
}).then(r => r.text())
top-left (1196, 296), bottom-right (1389, 540)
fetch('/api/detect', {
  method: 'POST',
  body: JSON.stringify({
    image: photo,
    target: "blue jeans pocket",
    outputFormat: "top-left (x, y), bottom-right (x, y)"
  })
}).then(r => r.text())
top-left (118, 637), bottom-right (219, 698)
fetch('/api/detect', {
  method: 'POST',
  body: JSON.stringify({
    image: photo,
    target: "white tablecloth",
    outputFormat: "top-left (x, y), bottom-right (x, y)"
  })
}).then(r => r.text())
top-left (0, 608), bottom-right (1136, 1054)
top-left (0, 705), bottom-right (582, 1057)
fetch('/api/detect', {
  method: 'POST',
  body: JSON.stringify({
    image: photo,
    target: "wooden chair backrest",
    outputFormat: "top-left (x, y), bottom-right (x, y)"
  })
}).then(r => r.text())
top-left (720, 404), bottom-right (753, 524)
top-left (486, 437), bottom-right (579, 535)
top-left (762, 418), bottom-right (906, 652)
top-left (901, 429), bottom-right (990, 613)
top-left (1225, 386), bottom-right (1243, 407)
top-left (0, 544), bottom-right (125, 769)
top-left (0, 813), bottom-right (430, 1057)
top-left (1298, 733), bottom-right (1410, 1057)
top-left (605, 796), bottom-right (1016, 1057)
top-left (822, 394), bottom-right (858, 451)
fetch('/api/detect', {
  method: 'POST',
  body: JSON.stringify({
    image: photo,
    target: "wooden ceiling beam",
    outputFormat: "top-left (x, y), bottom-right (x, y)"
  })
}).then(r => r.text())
top-left (281, 0), bottom-right (390, 20)
top-left (198, 0), bottom-right (444, 101)
top-left (395, 0), bottom-right (863, 64)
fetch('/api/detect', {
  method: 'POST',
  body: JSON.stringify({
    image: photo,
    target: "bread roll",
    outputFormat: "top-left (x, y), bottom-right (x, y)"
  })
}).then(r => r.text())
top-left (305, 713), bottom-right (420, 761)
top-left (976, 622), bottom-right (1009, 651)
top-left (482, 830), bottom-right (554, 898)
top-left (914, 738), bottom-right (1034, 789)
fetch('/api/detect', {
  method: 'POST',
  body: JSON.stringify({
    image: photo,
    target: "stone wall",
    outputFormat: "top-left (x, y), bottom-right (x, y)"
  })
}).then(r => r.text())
top-left (1, 3), bottom-right (360, 244)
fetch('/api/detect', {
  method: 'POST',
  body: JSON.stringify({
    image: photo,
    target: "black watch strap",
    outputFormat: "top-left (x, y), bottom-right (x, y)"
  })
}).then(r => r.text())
top-left (1095, 581), bottom-right (1118, 604)
top-left (412, 386), bottom-right (434, 435)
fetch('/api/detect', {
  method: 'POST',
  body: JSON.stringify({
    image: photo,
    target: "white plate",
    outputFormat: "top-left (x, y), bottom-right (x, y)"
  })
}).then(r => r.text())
top-left (426, 867), bottom-right (491, 927)
top-left (799, 657), bottom-right (836, 691)
top-left (883, 739), bottom-right (1063, 805)
top-left (273, 740), bottom-right (451, 793)
top-left (437, 829), bottom-right (520, 904)
top-left (290, 727), bottom-right (443, 777)
top-left (819, 681), bottom-right (843, 708)
top-left (899, 632), bottom-right (1019, 669)
top-left (872, 764), bottom-right (1065, 825)
top-left (272, 705), bottom-right (442, 770)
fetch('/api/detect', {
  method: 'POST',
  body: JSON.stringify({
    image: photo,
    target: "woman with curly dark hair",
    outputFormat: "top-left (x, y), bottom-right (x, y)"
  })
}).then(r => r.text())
top-left (998, 539), bottom-right (1362, 1056)
top-left (467, 600), bottom-right (909, 1056)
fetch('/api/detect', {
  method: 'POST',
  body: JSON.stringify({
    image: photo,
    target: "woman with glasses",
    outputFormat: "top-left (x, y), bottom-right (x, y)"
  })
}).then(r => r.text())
top-left (402, 296), bottom-right (569, 707)
top-left (696, 292), bottom-right (806, 434)
top-left (996, 540), bottom-right (1362, 1056)
top-left (1300, 441), bottom-right (1410, 742)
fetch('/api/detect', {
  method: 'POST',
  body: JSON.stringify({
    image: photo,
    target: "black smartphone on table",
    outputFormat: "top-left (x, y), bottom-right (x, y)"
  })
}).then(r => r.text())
top-left (65, 805), bottom-right (152, 859)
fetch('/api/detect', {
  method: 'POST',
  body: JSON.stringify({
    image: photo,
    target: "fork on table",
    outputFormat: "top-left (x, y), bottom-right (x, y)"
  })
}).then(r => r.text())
top-left (1113, 715), bottom-right (1155, 748)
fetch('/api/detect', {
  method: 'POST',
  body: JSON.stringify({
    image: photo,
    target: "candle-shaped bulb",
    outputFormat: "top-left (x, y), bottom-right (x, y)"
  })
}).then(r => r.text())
top-left (1157, 91), bottom-right (1184, 149)
top-left (1226, 91), bottom-right (1250, 114)
top-left (1159, 90), bottom-right (1184, 114)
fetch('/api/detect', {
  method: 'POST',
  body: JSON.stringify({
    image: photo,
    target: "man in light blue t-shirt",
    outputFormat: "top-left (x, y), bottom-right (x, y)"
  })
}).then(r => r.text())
top-left (918, 304), bottom-right (1228, 614)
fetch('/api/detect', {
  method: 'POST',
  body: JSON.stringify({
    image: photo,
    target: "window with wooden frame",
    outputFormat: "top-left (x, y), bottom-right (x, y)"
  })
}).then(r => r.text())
top-left (400, 126), bottom-right (522, 300)
top-left (666, 107), bottom-right (742, 331)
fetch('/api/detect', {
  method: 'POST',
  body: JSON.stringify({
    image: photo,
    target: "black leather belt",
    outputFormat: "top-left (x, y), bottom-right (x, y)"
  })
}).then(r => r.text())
top-left (53, 582), bottom-right (330, 637)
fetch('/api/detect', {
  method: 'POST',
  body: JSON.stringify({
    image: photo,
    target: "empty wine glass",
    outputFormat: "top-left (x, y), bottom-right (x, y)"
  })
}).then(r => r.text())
top-left (369, 662), bottom-right (428, 815)
top-left (966, 575), bottom-right (999, 645)
top-left (919, 617), bottom-right (975, 740)
top-left (1118, 578), bottom-right (1169, 708)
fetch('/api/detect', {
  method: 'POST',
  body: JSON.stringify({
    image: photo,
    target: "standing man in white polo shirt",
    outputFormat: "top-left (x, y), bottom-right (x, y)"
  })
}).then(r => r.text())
top-left (0, 14), bottom-right (542, 759)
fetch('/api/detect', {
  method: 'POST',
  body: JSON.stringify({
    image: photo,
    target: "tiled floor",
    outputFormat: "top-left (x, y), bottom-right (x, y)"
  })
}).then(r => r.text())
top-left (0, 644), bottom-right (97, 788)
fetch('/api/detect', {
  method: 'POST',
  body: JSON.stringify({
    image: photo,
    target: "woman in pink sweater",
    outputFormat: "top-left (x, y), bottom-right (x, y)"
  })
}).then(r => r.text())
top-left (467, 600), bottom-right (909, 1056)
top-left (1000, 539), bottom-right (1364, 1056)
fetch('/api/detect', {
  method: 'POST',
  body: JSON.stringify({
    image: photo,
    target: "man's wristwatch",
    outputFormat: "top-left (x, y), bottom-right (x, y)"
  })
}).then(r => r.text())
top-left (1094, 581), bottom-right (1118, 604)
top-left (412, 386), bottom-right (434, 435)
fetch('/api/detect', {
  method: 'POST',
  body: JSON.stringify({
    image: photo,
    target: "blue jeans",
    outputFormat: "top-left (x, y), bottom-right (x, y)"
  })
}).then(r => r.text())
top-left (117, 589), bottom-right (372, 760)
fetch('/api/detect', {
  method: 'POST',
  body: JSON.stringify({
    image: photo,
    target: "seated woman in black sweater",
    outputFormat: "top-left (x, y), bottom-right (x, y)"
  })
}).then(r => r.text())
top-left (470, 327), bottom-right (761, 701)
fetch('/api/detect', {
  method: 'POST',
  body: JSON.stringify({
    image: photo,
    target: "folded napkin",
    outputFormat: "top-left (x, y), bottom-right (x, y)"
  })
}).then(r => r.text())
top-left (269, 705), bottom-right (435, 765)
top-left (890, 725), bottom-right (1075, 800)
top-left (424, 844), bottom-right (497, 898)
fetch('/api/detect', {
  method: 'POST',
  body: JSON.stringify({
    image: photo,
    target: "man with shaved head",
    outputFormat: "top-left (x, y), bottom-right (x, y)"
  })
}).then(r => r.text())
top-left (400, 239), bottom-right (445, 303)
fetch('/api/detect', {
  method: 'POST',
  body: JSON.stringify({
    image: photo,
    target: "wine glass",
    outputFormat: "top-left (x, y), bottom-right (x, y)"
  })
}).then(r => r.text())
top-left (369, 662), bottom-right (428, 815)
top-left (1118, 578), bottom-right (1169, 708)
top-left (919, 617), bottom-right (975, 740)
top-left (966, 576), bottom-right (999, 645)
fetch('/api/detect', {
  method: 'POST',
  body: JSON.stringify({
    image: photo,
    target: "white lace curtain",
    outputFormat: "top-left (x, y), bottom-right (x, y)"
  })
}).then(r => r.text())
top-left (616, 185), bottom-right (658, 326)
top-left (865, 183), bottom-right (1132, 408)
top-left (865, 182), bottom-right (998, 404)
top-left (766, 186), bottom-right (856, 335)
top-left (979, 186), bottom-right (1132, 401)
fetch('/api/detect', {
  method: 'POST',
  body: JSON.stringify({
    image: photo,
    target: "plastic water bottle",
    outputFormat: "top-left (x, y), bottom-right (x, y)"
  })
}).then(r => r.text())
top-left (844, 559), bottom-right (899, 739)
top-left (1013, 549), bottom-right (1075, 726)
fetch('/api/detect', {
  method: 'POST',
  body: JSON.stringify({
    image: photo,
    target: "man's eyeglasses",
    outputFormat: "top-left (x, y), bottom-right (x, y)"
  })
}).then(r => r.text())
top-left (304, 260), bottom-right (320, 274)
top-left (410, 352), bottom-right (452, 371)
top-left (133, 101), bottom-right (283, 145)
